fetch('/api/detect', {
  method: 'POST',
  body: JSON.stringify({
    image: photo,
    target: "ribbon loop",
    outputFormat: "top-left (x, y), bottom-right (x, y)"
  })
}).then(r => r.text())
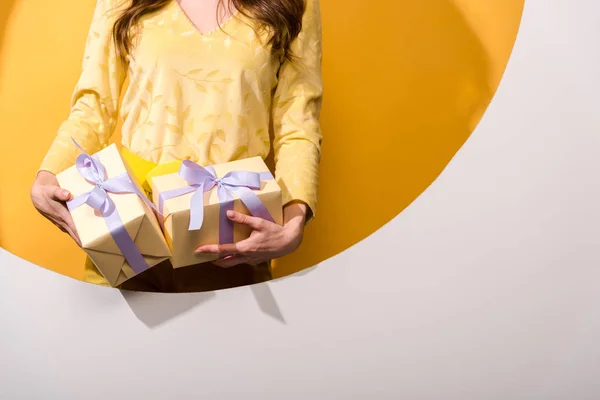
top-left (85, 186), bottom-right (109, 211)
top-left (179, 160), bottom-right (217, 188)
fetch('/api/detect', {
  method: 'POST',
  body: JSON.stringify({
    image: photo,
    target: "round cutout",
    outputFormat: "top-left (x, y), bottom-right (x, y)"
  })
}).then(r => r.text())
top-left (0, 0), bottom-right (524, 285)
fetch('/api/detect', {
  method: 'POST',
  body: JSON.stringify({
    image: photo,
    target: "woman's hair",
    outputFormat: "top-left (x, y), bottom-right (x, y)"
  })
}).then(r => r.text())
top-left (112, 0), bottom-right (305, 65)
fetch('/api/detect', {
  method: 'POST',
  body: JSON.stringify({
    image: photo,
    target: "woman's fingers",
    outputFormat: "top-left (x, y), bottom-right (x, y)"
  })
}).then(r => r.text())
top-left (196, 242), bottom-right (240, 256)
top-left (39, 191), bottom-right (81, 247)
top-left (226, 210), bottom-right (266, 231)
top-left (54, 203), bottom-right (81, 247)
top-left (31, 176), bottom-right (81, 246)
top-left (64, 225), bottom-right (82, 247)
top-left (50, 220), bottom-right (68, 233)
top-left (213, 255), bottom-right (253, 268)
top-left (46, 211), bottom-right (81, 246)
top-left (49, 186), bottom-right (72, 202)
top-left (61, 218), bottom-right (81, 247)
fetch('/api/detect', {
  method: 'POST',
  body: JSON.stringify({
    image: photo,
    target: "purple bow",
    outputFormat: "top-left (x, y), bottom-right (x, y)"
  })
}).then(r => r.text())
top-left (66, 139), bottom-right (160, 275)
top-left (158, 160), bottom-right (275, 244)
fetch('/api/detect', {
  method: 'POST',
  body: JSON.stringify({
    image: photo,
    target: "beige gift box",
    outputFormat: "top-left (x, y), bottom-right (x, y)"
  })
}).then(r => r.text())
top-left (151, 157), bottom-right (283, 268)
top-left (56, 144), bottom-right (171, 287)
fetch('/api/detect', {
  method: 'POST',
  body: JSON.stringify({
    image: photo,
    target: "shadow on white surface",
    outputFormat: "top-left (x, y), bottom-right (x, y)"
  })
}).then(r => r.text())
top-left (248, 264), bottom-right (321, 323)
top-left (275, 265), bottom-right (319, 281)
top-left (121, 289), bottom-right (216, 328)
top-left (250, 283), bottom-right (286, 324)
top-left (246, 264), bottom-right (322, 323)
top-left (293, 265), bottom-right (318, 277)
top-left (120, 280), bottom-right (288, 327)
top-left (118, 262), bottom-right (319, 328)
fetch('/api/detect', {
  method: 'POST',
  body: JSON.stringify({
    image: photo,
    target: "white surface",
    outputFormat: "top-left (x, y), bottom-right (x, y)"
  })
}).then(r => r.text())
top-left (2, 0), bottom-right (600, 398)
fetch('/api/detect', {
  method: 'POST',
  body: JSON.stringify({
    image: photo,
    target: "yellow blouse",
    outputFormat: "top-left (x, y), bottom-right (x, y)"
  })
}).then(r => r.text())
top-left (40, 0), bottom-right (323, 218)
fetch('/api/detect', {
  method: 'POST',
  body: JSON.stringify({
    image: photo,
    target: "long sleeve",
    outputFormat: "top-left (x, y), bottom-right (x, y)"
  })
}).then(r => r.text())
top-left (271, 0), bottom-right (324, 222)
top-left (39, 0), bottom-right (127, 175)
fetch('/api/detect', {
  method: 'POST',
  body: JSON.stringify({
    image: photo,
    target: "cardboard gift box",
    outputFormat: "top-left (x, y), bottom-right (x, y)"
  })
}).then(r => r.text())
top-left (56, 143), bottom-right (171, 287)
top-left (151, 156), bottom-right (283, 268)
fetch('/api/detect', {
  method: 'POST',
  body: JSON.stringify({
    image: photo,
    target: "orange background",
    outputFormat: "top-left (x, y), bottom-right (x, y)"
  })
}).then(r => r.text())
top-left (0, 0), bottom-right (524, 281)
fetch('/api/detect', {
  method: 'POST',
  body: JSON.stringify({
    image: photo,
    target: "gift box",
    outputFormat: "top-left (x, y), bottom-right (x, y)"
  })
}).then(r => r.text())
top-left (151, 157), bottom-right (283, 268)
top-left (56, 142), bottom-right (171, 287)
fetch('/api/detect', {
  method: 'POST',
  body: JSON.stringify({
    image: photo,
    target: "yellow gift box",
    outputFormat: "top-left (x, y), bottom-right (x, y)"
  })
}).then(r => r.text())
top-left (151, 157), bottom-right (283, 268)
top-left (56, 143), bottom-right (171, 287)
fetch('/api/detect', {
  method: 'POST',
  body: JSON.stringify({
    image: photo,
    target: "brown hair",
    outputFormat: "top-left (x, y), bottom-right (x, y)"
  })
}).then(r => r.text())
top-left (112, 0), bottom-right (305, 64)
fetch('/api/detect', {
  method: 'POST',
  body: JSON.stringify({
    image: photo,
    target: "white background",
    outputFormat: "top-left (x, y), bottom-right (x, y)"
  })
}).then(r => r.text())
top-left (2, 0), bottom-right (600, 398)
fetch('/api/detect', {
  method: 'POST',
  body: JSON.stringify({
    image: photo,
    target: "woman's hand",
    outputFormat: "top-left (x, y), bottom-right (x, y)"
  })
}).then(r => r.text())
top-left (196, 202), bottom-right (308, 267)
top-left (31, 171), bottom-right (82, 247)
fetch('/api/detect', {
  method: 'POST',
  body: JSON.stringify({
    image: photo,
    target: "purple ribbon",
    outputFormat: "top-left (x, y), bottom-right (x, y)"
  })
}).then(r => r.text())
top-left (158, 160), bottom-right (275, 244)
top-left (66, 139), bottom-right (161, 275)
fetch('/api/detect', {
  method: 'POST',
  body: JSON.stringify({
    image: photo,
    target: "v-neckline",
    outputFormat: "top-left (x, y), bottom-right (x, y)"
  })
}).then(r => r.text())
top-left (171, 0), bottom-right (241, 37)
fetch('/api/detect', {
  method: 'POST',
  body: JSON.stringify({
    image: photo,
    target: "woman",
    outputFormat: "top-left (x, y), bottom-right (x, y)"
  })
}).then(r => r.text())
top-left (30, 0), bottom-right (323, 292)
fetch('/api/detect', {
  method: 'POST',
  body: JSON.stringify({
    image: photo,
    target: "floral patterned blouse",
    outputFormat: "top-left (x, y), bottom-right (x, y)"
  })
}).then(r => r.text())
top-left (40, 0), bottom-right (323, 218)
